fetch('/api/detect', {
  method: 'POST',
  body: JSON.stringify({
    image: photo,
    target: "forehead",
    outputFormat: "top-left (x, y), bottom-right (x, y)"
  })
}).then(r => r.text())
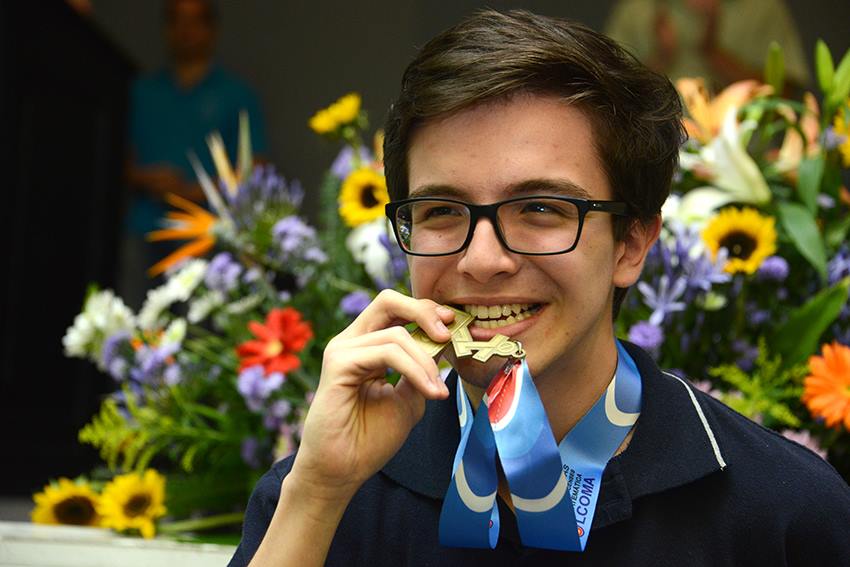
top-left (407, 94), bottom-right (611, 202)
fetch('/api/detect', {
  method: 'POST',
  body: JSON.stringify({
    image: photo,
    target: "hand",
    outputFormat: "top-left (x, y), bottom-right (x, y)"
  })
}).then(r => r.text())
top-left (289, 290), bottom-right (454, 501)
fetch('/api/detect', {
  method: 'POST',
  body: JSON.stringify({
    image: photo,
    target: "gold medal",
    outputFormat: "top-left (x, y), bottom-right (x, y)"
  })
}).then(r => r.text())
top-left (409, 305), bottom-right (525, 362)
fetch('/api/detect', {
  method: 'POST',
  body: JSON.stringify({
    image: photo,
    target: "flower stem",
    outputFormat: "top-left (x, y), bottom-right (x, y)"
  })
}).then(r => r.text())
top-left (158, 512), bottom-right (245, 534)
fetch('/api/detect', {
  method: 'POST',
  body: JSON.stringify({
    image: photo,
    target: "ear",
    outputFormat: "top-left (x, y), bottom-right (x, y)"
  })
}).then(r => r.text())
top-left (612, 215), bottom-right (661, 288)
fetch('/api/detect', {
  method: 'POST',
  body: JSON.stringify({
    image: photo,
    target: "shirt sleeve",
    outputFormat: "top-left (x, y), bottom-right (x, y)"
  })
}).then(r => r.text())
top-left (228, 457), bottom-right (293, 567)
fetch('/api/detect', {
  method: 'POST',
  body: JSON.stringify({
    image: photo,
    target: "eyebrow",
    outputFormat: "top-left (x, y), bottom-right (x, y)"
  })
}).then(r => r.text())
top-left (408, 178), bottom-right (593, 200)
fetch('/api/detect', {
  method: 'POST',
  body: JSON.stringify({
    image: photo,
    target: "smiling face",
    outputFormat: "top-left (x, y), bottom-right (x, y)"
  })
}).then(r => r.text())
top-left (407, 95), bottom-right (646, 389)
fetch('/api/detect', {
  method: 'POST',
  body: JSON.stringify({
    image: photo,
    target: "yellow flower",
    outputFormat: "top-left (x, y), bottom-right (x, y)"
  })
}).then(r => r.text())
top-left (834, 102), bottom-right (850, 167)
top-left (309, 93), bottom-right (362, 135)
top-left (803, 342), bottom-right (850, 430)
top-left (702, 207), bottom-right (776, 274)
top-left (98, 470), bottom-right (167, 539)
top-left (339, 167), bottom-right (389, 227)
top-left (309, 109), bottom-right (337, 135)
top-left (32, 478), bottom-right (101, 527)
top-left (328, 92), bottom-right (361, 124)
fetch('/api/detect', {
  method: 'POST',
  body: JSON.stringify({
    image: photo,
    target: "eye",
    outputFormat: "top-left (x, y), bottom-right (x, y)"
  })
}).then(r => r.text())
top-left (519, 200), bottom-right (572, 216)
top-left (423, 205), bottom-right (459, 218)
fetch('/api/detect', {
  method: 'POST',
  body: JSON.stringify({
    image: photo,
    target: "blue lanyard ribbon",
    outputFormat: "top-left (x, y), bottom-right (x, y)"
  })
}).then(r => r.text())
top-left (439, 339), bottom-right (641, 551)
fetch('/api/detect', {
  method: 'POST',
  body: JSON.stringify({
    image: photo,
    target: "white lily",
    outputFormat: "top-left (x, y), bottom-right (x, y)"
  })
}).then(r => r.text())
top-left (679, 106), bottom-right (772, 216)
top-left (346, 218), bottom-right (393, 286)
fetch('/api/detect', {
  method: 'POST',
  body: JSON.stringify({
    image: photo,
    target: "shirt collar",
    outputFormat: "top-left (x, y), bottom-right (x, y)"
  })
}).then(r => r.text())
top-left (381, 342), bottom-right (728, 528)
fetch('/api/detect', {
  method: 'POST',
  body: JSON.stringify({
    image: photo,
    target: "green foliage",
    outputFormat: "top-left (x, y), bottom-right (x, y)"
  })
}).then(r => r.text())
top-left (79, 386), bottom-right (243, 474)
top-left (776, 201), bottom-right (827, 280)
top-left (770, 278), bottom-right (850, 368)
top-left (709, 340), bottom-right (807, 428)
top-left (764, 41), bottom-right (785, 94)
top-left (815, 39), bottom-right (835, 92)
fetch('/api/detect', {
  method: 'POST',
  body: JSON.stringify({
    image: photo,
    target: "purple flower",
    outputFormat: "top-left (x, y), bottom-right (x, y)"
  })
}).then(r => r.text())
top-left (627, 321), bottom-right (665, 355)
top-left (205, 252), bottom-right (242, 292)
top-left (163, 364), bottom-right (182, 386)
top-left (101, 331), bottom-right (132, 381)
top-left (781, 429), bottom-right (827, 460)
top-left (237, 365), bottom-right (284, 412)
top-left (273, 216), bottom-right (316, 253)
top-left (303, 246), bottom-right (328, 264)
top-left (379, 232), bottom-right (409, 286)
top-left (822, 126), bottom-right (847, 151)
top-left (817, 194), bottom-right (836, 209)
top-left (828, 246), bottom-right (850, 285)
top-left (732, 339), bottom-right (759, 372)
top-left (263, 399), bottom-right (292, 430)
top-left (241, 436), bottom-right (261, 469)
top-left (756, 256), bottom-right (789, 282)
top-left (637, 275), bottom-right (687, 326)
top-left (130, 343), bottom-right (179, 384)
top-left (331, 146), bottom-right (374, 180)
top-left (340, 291), bottom-right (372, 317)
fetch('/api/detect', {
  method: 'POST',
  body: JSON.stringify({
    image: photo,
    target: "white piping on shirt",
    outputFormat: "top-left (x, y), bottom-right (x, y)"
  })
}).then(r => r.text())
top-left (663, 371), bottom-right (728, 470)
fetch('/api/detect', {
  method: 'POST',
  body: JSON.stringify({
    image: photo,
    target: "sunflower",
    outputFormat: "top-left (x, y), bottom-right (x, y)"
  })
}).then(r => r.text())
top-left (146, 193), bottom-right (217, 277)
top-left (32, 478), bottom-right (101, 527)
top-left (702, 207), bottom-right (776, 274)
top-left (802, 342), bottom-right (850, 430)
top-left (98, 470), bottom-right (167, 539)
top-left (236, 307), bottom-right (313, 374)
top-left (309, 92), bottom-right (362, 135)
top-left (834, 101), bottom-right (850, 167)
top-left (338, 167), bottom-right (389, 227)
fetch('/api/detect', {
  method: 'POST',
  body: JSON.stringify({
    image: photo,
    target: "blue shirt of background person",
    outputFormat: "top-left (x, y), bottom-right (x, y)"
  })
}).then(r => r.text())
top-left (126, 0), bottom-right (267, 237)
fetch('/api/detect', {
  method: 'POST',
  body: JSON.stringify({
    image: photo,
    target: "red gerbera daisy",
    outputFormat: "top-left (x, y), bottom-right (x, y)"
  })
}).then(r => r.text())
top-left (236, 307), bottom-right (313, 375)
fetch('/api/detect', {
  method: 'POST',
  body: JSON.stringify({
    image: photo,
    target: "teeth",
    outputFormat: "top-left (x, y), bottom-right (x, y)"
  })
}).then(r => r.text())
top-left (463, 303), bottom-right (539, 321)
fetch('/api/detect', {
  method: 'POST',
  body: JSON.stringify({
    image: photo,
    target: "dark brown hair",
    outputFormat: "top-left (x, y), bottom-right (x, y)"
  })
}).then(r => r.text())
top-left (383, 9), bottom-right (685, 316)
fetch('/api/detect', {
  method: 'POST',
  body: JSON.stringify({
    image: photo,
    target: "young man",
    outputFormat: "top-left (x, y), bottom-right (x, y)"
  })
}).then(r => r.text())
top-left (231, 10), bottom-right (850, 566)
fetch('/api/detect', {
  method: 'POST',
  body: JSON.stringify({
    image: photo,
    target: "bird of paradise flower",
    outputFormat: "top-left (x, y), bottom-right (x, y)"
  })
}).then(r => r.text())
top-left (145, 111), bottom-right (253, 276)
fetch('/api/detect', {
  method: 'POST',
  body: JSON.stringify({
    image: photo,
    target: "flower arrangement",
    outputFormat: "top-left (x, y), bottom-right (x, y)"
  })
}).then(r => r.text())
top-left (53, 103), bottom-right (405, 536)
top-left (617, 40), bottom-right (850, 474)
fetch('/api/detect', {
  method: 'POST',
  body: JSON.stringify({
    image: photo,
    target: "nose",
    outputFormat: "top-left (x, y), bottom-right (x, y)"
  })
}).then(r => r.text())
top-left (456, 217), bottom-right (520, 283)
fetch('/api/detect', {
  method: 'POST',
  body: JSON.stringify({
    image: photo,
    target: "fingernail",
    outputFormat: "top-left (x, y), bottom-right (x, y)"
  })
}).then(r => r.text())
top-left (435, 320), bottom-right (450, 335)
top-left (436, 306), bottom-right (454, 319)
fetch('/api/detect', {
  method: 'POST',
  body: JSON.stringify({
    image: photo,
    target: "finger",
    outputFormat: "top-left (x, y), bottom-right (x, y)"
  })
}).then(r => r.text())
top-left (328, 343), bottom-right (446, 399)
top-left (337, 326), bottom-right (441, 383)
top-left (345, 289), bottom-right (454, 343)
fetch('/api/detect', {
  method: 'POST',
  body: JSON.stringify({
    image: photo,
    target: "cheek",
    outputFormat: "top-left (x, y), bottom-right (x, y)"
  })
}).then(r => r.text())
top-left (409, 258), bottom-right (443, 298)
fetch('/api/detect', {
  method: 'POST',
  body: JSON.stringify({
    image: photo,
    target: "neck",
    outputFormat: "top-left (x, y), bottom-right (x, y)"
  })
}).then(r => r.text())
top-left (172, 58), bottom-right (212, 89)
top-left (461, 331), bottom-right (619, 443)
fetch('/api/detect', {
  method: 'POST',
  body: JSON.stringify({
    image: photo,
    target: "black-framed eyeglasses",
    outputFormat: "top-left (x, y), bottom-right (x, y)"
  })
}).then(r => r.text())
top-left (385, 195), bottom-right (628, 256)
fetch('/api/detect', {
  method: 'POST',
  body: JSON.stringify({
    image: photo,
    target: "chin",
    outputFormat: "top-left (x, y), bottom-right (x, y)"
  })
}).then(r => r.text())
top-left (446, 354), bottom-right (508, 390)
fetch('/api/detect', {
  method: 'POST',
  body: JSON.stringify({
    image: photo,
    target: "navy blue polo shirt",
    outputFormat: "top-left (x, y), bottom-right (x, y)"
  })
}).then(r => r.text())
top-left (230, 343), bottom-right (850, 565)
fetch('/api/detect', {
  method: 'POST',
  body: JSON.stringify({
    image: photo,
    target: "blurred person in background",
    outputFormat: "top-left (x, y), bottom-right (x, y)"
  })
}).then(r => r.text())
top-left (605, 0), bottom-right (810, 90)
top-left (122, 0), bottom-right (266, 306)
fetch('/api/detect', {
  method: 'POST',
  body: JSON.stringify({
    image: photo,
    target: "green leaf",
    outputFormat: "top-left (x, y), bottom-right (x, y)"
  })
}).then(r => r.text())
top-left (776, 201), bottom-right (827, 280)
top-left (828, 47), bottom-right (850, 106)
top-left (826, 215), bottom-right (850, 249)
top-left (815, 39), bottom-right (835, 92)
top-left (765, 41), bottom-right (785, 94)
top-left (796, 155), bottom-right (824, 213)
top-left (771, 278), bottom-right (850, 367)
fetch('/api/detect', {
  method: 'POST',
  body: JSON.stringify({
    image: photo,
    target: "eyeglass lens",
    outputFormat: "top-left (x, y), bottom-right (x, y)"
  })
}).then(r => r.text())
top-left (395, 198), bottom-right (581, 254)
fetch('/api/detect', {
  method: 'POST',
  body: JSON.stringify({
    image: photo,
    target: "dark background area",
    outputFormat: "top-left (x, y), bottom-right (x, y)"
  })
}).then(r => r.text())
top-left (1, 0), bottom-right (848, 497)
